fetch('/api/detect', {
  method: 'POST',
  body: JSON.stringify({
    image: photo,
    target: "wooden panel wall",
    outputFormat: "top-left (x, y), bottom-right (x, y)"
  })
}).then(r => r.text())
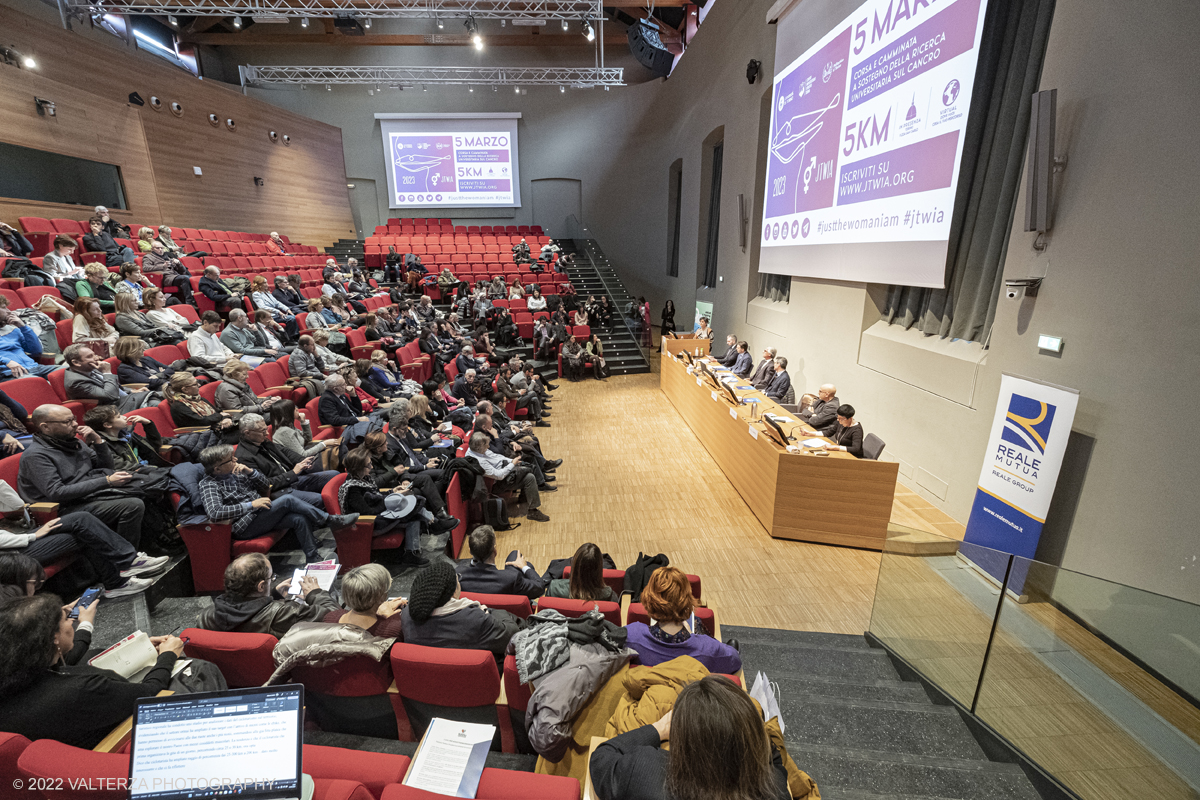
top-left (0, 65), bottom-right (163, 230)
top-left (0, 8), bottom-right (354, 248)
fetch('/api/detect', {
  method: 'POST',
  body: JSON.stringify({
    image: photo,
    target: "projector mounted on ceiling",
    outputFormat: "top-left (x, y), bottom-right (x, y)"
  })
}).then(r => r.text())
top-left (333, 16), bottom-right (365, 35)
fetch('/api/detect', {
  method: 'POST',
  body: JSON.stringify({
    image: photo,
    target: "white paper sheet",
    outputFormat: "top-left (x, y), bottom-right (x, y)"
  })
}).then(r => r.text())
top-left (404, 718), bottom-right (495, 797)
top-left (289, 560), bottom-right (340, 596)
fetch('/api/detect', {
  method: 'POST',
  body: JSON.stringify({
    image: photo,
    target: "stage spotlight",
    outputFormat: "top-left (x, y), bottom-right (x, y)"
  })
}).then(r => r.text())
top-left (363, 18), bottom-right (371, 29)
top-left (465, 15), bottom-right (482, 49)
top-left (562, 19), bottom-right (568, 31)
top-left (583, 21), bottom-right (595, 42)
top-left (167, 15), bottom-right (177, 26)
top-left (559, 85), bottom-right (566, 93)
top-left (300, 17), bottom-right (309, 28)
top-left (231, 16), bottom-right (242, 29)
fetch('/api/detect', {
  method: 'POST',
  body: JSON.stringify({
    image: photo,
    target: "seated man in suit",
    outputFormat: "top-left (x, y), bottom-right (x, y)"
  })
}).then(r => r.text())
top-left (731, 341), bottom-right (753, 378)
top-left (219, 309), bottom-right (280, 363)
top-left (717, 334), bottom-right (739, 367)
top-left (318, 374), bottom-right (367, 428)
top-left (452, 368), bottom-right (479, 407)
top-left (764, 356), bottom-right (792, 402)
top-left (196, 552), bottom-right (341, 639)
top-left (271, 275), bottom-right (306, 313)
top-left (198, 265), bottom-right (243, 314)
top-left (456, 525), bottom-right (546, 600)
top-left (801, 384), bottom-right (840, 429)
top-left (819, 404), bottom-right (864, 458)
top-left (749, 346), bottom-right (777, 389)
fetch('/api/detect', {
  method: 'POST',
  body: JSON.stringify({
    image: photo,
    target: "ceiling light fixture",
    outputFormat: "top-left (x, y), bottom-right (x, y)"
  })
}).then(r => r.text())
top-left (465, 15), bottom-right (482, 49)
top-left (583, 21), bottom-right (595, 42)
top-left (167, 14), bottom-right (177, 26)
top-left (469, 86), bottom-right (474, 92)
top-left (436, 16), bottom-right (443, 29)
top-left (562, 19), bottom-right (569, 31)
top-left (325, 84), bottom-right (331, 91)
top-left (231, 16), bottom-right (242, 29)
top-left (300, 16), bottom-right (309, 28)
top-left (363, 18), bottom-right (371, 29)
top-left (514, 85), bottom-right (520, 94)
top-left (23, 55), bottom-right (36, 68)
top-left (560, 85), bottom-right (566, 93)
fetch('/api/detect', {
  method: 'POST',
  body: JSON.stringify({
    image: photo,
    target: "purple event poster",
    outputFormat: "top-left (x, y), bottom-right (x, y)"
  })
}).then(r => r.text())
top-left (391, 135), bottom-right (456, 196)
top-left (765, 27), bottom-right (851, 219)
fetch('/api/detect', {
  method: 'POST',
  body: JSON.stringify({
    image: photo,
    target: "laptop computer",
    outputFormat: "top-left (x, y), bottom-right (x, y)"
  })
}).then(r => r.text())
top-left (128, 685), bottom-right (305, 800)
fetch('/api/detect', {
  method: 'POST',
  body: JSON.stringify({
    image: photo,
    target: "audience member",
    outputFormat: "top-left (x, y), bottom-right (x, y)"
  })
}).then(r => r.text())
top-left (82, 217), bottom-right (134, 266)
top-left (114, 335), bottom-right (176, 390)
top-left (526, 287), bottom-right (547, 311)
top-left (253, 309), bottom-right (295, 354)
top-left (318, 374), bottom-right (367, 427)
top-left (187, 310), bottom-right (238, 367)
top-left (0, 552), bottom-right (44, 602)
top-left (624, 566), bottom-right (741, 674)
top-left (590, 674), bottom-right (790, 800)
top-left (197, 444), bottom-right (357, 563)
top-left (93, 207), bottom-right (130, 239)
top-left (0, 512), bottom-right (160, 600)
top-left (819, 404), bottom-right (863, 457)
top-left (267, 231), bottom-right (288, 256)
top-left (141, 241), bottom-right (195, 304)
top-left (72, 263), bottom-right (118, 312)
top-left (62, 344), bottom-right (145, 412)
top-left (114, 262), bottom-right (154, 304)
top-left (17, 405), bottom-right (155, 557)
top-left (732, 341), bottom-right (753, 378)
top-left (272, 275), bottom-right (306, 312)
top-left (466, 431), bottom-right (548, 522)
top-left (163, 372), bottom-right (237, 432)
top-left (0, 594), bottom-right (194, 748)
top-left (0, 303), bottom-right (61, 380)
top-left (144, 287), bottom-right (194, 332)
top-left (269, 399), bottom-right (333, 461)
top-left (235, 413), bottom-right (338, 507)
top-left (250, 276), bottom-right (299, 337)
top-left (198, 265), bottom-right (243, 313)
top-left (220, 308), bottom-right (280, 363)
top-left (496, 363), bottom-right (546, 421)
top-left (215, 359), bottom-right (278, 414)
top-left (322, 563), bottom-right (405, 637)
top-left (154, 225), bottom-right (184, 257)
top-left (71, 297), bottom-right (117, 357)
top-left (84, 404), bottom-right (170, 471)
top-left (0, 221), bottom-right (34, 258)
top-left (196, 552), bottom-right (341, 638)
top-left (401, 561), bottom-right (524, 663)
top-left (562, 335), bottom-right (585, 382)
top-left (312, 329), bottom-right (350, 369)
top-left (338, 448), bottom-right (439, 569)
top-left (586, 333), bottom-right (610, 380)
top-left (41, 235), bottom-right (85, 285)
top-left (456, 525), bottom-right (545, 599)
top-left (544, 543), bottom-right (618, 602)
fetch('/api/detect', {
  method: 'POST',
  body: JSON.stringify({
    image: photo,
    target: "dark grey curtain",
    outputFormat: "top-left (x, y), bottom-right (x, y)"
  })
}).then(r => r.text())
top-left (668, 165), bottom-right (683, 277)
top-left (883, 0), bottom-right (1056, 343)
top-left (702, 142), bottom-right (723, 287)
top-left (758, 272), bottom-right (791, 302)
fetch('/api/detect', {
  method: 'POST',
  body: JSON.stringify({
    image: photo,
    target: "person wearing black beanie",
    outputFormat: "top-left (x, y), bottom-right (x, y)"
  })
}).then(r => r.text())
top-left (401, 561), bottom-right (526, 666)
top-left (407, 562), bottom-right (458, 624)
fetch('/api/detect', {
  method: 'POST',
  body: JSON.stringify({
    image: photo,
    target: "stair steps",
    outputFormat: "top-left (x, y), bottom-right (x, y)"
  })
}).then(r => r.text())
top-left (723, 626), bottom-right (1045, 800)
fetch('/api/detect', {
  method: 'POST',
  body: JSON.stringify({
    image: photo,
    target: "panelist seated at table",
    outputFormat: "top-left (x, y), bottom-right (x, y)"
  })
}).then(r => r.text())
top-left (819, 404), bottom-right (864, 458)
top-left (800, 384), bottom-right (839, 429)
top-left (749, 347), bottom-right (777, 388)
top-left (763, 357), bottom-right (792, 402)
top-left (731, 342), bottom-right (753, 378)
top-left (717, 334), bottom-right (739, 367)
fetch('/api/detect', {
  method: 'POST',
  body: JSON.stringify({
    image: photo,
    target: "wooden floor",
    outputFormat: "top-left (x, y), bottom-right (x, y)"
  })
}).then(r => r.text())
top-left (497, 372), bottom-right (899, 633)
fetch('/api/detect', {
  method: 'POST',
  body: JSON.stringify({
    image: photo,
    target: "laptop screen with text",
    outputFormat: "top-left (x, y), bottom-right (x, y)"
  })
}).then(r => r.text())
top-left (128, 685), bottom-right (304, 800)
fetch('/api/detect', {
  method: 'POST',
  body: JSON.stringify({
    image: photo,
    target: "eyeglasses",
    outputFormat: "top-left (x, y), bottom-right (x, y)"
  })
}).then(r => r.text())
top-left (45, 417), bottom-right (76, 426)
top-left (26, 577), bottom-right (44, 590)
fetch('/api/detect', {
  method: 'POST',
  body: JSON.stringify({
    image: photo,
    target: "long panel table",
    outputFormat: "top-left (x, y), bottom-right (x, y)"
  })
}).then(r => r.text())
top-left (661, 353), bottom-right (898, 549)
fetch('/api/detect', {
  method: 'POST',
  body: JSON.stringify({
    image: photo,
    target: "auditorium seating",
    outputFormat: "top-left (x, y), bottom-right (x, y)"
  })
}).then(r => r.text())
top-left (321, 472), bottom-right (408, 568)
top-left (179, 628), bottom-right (277, 687)
top-left (388, 643), bottom-right (516, 752)
top-left (461, 592), bottom-right (534, 619)
top-left (171, 490), bottom-right (287, 593)
top-left (535, 596), bottom-right (622, 626)
top-left (379, 769), bottom-right (580, 800)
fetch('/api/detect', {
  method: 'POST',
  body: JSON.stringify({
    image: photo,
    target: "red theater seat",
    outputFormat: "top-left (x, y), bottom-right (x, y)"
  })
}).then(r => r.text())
top-left (321, 472), bottom-right (407, 568)
top-left (535, 596), bottom-right (622, 625)
top-left (179, 628), bottom-right (277, 687)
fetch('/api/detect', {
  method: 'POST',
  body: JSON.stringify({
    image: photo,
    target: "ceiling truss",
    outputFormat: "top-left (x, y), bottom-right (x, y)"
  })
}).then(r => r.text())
top-left (240, 64), bottom-right (623, 87)
top-left (67, 0), bottom-right (606, 20)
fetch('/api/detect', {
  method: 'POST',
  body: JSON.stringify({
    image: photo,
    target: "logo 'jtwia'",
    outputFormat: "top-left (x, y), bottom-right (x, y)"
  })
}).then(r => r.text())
top-left (1001, 394), bottom-right (1055, 454)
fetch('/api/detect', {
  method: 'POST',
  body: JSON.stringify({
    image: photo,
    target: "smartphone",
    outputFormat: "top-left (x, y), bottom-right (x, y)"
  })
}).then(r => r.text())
top-left (70, 587), bottom-right (103, 619)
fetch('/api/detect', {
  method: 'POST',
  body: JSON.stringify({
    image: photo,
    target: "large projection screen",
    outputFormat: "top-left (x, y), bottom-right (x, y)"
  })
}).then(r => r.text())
top-left (375, 113), bottom-right (522, 209)
top-left (761, 0), bottom-right (989, 287)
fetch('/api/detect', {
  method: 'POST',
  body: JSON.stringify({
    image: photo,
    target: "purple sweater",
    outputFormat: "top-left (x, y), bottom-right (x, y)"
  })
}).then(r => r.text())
top-left (625, 622), bottom-right (742, 675)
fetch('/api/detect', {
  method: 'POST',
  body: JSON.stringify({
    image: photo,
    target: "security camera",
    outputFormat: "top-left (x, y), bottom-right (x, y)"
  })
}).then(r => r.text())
top-left (35, 97), bottom-right (56, 117)
top-left (746, 59), bottom-right (761, 85)
top-left (1004, 277), bottom-right (1042, 300)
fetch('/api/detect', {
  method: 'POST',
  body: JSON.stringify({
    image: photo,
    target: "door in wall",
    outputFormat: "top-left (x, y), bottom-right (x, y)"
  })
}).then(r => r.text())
top-left (531, 178), bottom-right (583, 239)
top-left (347, 178), bottom-right (380, 239)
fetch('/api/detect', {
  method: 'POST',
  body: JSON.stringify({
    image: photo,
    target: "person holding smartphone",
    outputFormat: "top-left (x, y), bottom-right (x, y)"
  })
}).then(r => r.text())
top-left (234, 413), bottom-right (340, 509)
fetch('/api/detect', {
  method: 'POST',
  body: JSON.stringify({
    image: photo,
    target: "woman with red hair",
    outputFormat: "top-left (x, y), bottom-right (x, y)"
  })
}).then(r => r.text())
top-left (625, 566), bottom-right (741, 674)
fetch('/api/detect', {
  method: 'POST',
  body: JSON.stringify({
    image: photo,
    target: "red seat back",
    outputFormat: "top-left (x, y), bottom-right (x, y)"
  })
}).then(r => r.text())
top-left (18, 217), bottom-right (53, 233)
top-left (54, 318), bottom-right (74, 352)
top-left (180, 628), bottom-right (277, 688)
top-left (535, 596), bottom-right (621, 625)
top-left (17, 286), bottom-right (61, 307)
top-left (291, 653), bottom-right (394, 697)
top-left (461, 593), bottom-right (533, 619)
top-left (199, 379), bottom-right (221, 406)
top-left (17, 740), bottom-right (128, 800)
top-left (0, 732), bottom-right (30, 789)
top-left (2, 377), bottom-right (60, 420)
top-left (390, 643), bottom-right (500, 708)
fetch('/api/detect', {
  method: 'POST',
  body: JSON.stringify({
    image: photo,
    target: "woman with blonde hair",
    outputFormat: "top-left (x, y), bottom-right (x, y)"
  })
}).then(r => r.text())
top-left (215, 359), bottom-right (277, 414)
top-left (71, 297), bottom-right (117, 357)
top-left (304, 297), bottom-right (329, 332)
top-left (136, 226), bottom-right (157, 253)
top-left (114, 336), bottom-right (175, 389)
top-left (623, 566), bottom-right (741, 674)
top-left (508, 279), bottom-right (525, 300)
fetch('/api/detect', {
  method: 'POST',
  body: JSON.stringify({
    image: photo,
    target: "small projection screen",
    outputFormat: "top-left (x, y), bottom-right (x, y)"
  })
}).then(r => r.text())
top-left (761, 0), bottom-right (990, 287)
top-left (375, 112), bottom-right (522, 209)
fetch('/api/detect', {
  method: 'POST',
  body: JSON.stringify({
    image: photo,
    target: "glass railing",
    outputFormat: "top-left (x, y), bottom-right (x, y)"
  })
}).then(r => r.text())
top-left (869, 531), bottom-right (1200, 800)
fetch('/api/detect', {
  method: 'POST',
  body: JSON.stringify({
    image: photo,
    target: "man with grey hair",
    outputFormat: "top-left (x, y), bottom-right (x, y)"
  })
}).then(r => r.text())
top-left (63, 344), bottom-right (147, 413)
top-left (219, 308), bottom-right (279, 363)
top-left (235, 413), bottom-right (339, 508)
top-left (318, 373), bottom-right (367, 428)
top-left (198, 443), bottom-right (358, 563)
top-left (749, 346), bottom-right (778, 388)
top-left (466, 431), bottom-right (548, 523)
top-left (455, 345), bottom-right (480, 378)
top-left (196, 552), bottom-right (341, 638)
top-left (764, 356), bottom-right (792, 402)
top-left (198, 264), bottom-right (243, 313)
top-left (800, 383), bottom-right (840, 428)
top-left (452, 368), bottom-right (479, 407)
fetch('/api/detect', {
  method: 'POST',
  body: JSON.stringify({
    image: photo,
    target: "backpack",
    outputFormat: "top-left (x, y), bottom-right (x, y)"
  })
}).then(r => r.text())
top-left (482, 496), bottom-right (514, 531)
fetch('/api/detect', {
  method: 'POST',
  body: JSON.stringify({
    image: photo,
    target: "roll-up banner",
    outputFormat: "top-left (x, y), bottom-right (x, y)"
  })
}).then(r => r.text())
top-left (963, 374), bottom-right (1079, 593)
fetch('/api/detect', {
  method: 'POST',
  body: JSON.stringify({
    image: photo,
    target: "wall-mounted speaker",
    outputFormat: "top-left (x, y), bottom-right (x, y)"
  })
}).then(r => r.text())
top-left (627, 19), bottom-right (673, 79)
top-left (1024, 88), bottom-right (1056, 234)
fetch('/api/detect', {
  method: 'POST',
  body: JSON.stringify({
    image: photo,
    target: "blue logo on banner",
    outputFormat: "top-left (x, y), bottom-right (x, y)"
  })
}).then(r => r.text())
top-left (1001, 394), bottom-right (1055, 455)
